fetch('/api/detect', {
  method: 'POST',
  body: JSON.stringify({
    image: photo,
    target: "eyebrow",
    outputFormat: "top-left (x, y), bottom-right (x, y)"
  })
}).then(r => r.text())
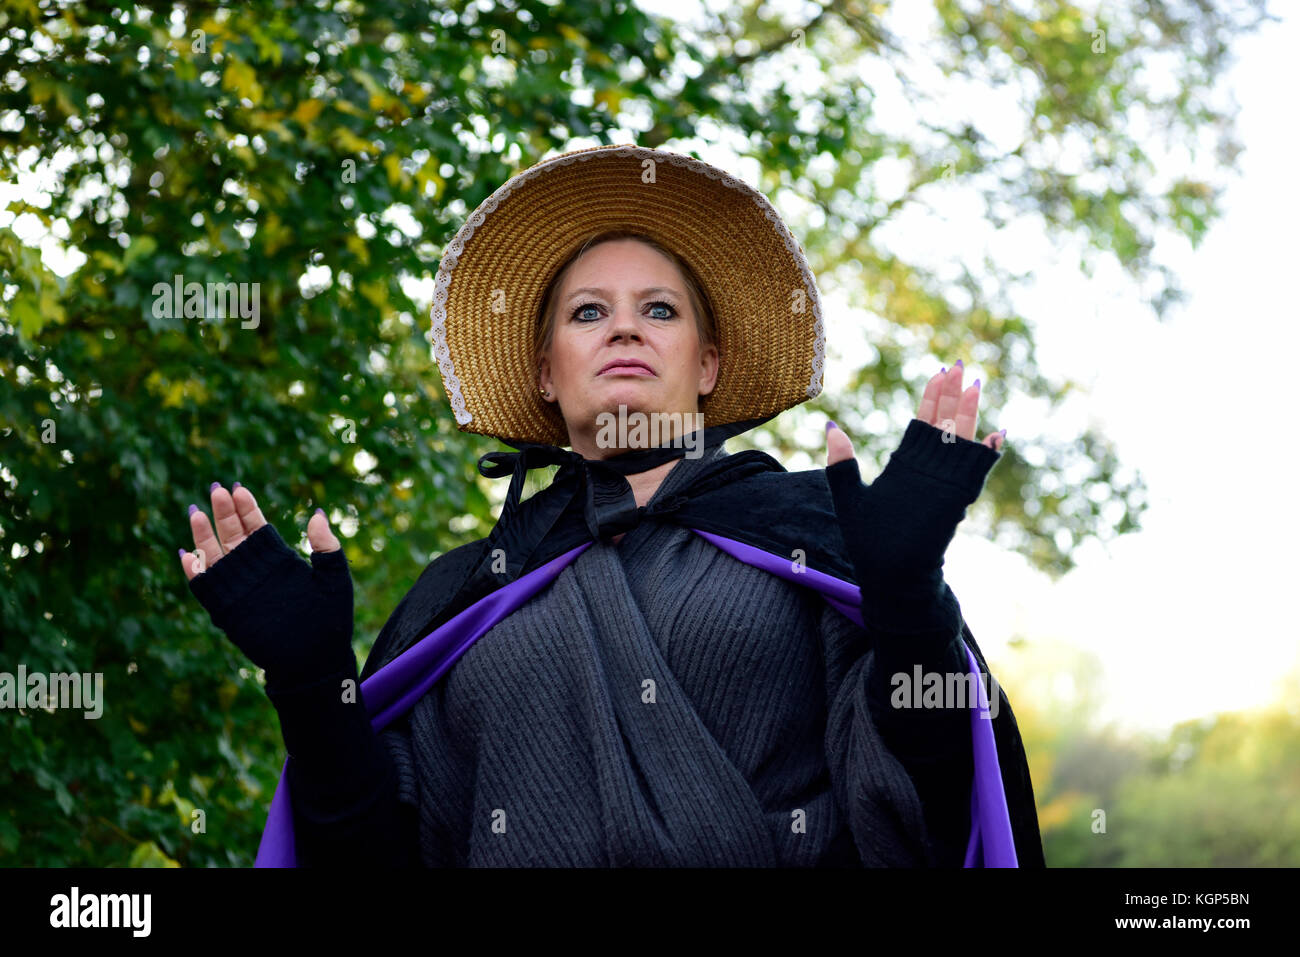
top-left (564, 286), bottom-right (684, 303)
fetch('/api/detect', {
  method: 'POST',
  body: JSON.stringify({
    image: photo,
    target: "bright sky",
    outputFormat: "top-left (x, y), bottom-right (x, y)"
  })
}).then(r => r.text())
top-left (5, 3), bottom-right (1295, 736)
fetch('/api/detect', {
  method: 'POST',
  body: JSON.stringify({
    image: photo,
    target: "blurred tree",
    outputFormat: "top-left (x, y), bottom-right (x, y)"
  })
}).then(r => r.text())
top-left (1040, 708), bottom-right (1300, 867)
top-left (0, 0), bottom-right (1276, 864)
top-left (994, 641), bottom-right (1300, 867)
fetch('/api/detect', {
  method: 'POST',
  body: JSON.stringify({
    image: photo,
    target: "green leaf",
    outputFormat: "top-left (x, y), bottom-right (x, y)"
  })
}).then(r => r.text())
top-left (122, 235), bottom-right (158, 270)
top-left (10, 291), bottom-right (45, 339)
top-left (128, 841), bottom-right (180, 868)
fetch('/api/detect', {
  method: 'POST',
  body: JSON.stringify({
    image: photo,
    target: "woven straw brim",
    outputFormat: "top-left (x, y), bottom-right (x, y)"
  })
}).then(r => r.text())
top-left (430, 144), bottom-right (825, 447)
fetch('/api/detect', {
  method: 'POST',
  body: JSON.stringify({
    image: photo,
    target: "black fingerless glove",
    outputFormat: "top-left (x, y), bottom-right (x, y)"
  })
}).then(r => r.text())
top-left (187, 522), bottom-right (357, 694)
top-left (825, 417), bottom-right (1001, 635)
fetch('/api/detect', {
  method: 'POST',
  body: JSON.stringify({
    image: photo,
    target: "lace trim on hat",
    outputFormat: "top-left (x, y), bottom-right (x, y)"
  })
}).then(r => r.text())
top-left (429, 145), bottom-right (826, 430)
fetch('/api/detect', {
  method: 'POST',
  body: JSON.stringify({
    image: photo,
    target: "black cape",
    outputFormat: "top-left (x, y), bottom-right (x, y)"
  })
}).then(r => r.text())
top-left (355, 416), bottom-right (1046, 867)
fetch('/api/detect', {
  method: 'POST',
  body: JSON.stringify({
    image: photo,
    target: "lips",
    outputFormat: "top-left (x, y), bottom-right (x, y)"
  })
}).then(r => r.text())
top-left (598, 359), bottom-right (655, 376)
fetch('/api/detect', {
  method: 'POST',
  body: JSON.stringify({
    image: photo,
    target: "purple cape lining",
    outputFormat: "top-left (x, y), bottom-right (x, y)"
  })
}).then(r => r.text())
top-left (254, 530), bottom-right (1018, 868)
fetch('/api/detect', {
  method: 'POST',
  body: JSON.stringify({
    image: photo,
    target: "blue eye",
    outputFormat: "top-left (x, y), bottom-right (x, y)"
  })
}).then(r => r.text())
top-left (569, 301), bottom-right (679, 322)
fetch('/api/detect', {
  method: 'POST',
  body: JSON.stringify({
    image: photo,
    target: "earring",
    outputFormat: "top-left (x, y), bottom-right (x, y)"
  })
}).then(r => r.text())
top-left (540, 388), bottom-right (551, 398)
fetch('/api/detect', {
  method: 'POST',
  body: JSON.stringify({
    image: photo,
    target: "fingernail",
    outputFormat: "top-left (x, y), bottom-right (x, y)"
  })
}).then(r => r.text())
top-left (999, 428), bottom-right (1007, 437)
top-left (315, 508), bottom-right (325, 518)
top-left (941, 366), bottom-right (947, 373)
top-left (209, 482), bottom-right (220, 492)
top-left (232, 481), bottom-right (242, 490)
top-left (973, 378), bottom-right (980, 388)
top-left (955, 359), bottom-right (963, 367)
top-left (178, 548), bottom-right (185, 558)
top-left (187, 504), bottom-right (198, 515)
top-left (825, 419), bottom-right (837, 433)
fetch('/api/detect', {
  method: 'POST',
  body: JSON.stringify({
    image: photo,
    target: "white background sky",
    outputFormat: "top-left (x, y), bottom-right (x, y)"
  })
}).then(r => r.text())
top-left (5, 3), bottom-right (1294, 737)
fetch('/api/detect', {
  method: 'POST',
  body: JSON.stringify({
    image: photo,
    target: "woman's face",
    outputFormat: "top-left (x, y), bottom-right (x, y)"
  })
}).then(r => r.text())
top-left (538, 239), bottom-right (718, 458)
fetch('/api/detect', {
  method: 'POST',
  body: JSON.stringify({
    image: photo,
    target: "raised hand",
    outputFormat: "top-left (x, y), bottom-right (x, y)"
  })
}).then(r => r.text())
top-left (822, 361), bottom-right (1004, 627)
top-left (180, 482), bottom-right (339, 579)
top-left (827, 361), bottom-right (1003, 469)
top-left (180, 483), bottom-right (356, 691)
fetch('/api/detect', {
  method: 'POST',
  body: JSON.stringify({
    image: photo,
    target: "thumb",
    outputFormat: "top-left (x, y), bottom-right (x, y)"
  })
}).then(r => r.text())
top-left (307, 507), bottom-right (342, 553)
top-left (825, 420), bottom-right (854, 467)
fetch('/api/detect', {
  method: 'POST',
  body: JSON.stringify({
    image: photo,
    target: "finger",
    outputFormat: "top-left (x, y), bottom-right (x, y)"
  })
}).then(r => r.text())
top-left (954, 378), bottom-right (980, 442)
top-left (231, 483), bottom-right (268, 536)
top-left (934, 362), bottom-right (964, 435)
top-left (307, 508), bottom-right (342, 553)
top-left (916, 369), bottom-right (945, 425)
top-left (210, 483), bottom-right (248, 553)
top-left (824, 422), bottom-right (865, 513)
top-left (188, 503), bottom-right (224, 570)
top-left (982, 429), bottom-right (1005, 452)
top-left (825, 420), bottom-right (855, 467)
top-left (179, 547), bottom-right (201, 582)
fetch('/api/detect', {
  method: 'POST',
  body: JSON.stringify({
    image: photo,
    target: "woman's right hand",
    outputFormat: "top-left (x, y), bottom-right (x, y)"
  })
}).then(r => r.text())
top-left (180, 483), bottom-right (357, 691)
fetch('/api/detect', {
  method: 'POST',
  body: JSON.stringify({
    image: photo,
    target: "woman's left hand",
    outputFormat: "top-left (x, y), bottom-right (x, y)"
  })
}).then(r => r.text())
top-left (827, 361), bottom-right (1003, 468)
top-left (822, 361), bottom-right (1005, 615)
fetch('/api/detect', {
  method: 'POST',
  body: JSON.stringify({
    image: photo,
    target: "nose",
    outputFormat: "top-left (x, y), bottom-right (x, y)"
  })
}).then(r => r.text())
top-left (605, 302), bottom-right (644, 344)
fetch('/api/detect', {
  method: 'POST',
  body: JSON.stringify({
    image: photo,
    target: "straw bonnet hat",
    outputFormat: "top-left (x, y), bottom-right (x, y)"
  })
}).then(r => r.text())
top-left (429, 143), bottom-right (826, 448)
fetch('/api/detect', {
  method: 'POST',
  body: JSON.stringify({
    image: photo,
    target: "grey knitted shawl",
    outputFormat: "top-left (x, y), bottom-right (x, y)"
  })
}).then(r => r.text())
top-left (378, 440), bottom-right (962, 866)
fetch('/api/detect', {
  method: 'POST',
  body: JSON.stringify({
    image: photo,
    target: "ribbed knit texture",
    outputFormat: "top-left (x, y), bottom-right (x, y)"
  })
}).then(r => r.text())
top-left (360, 441), bottom-right (974, 867)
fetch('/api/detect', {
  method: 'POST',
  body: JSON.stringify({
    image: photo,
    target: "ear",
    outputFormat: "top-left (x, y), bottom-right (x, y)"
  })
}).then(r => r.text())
top-left (537, 355), bottom-right (554, 402)
top-left (697, 343), bottom-right (719, 397)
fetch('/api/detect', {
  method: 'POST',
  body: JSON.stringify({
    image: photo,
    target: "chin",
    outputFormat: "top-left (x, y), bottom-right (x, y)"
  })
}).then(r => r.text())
top-left (595, 382), bottom-right (658, 406)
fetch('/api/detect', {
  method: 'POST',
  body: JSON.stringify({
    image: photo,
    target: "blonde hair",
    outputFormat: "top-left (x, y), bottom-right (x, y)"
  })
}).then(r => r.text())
top-left (533, 230), bottom-right (718, 378)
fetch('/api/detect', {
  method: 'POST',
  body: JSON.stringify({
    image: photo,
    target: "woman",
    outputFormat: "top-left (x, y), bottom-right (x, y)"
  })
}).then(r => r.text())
top-left (181, 145), bottom-right (1043, 868)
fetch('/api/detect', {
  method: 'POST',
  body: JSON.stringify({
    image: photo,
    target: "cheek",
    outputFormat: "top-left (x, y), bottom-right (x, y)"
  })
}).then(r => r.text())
top-left (550, 335), bottom-right (582, 378)
top-left (553, 339), bottom-right (596, 388)
top-left (666, 333), bottom-right (698, 375)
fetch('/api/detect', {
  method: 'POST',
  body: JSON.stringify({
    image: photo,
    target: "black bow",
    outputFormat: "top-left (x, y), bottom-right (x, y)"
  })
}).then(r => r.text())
top-left (477, 414), bottom-right (778, 543)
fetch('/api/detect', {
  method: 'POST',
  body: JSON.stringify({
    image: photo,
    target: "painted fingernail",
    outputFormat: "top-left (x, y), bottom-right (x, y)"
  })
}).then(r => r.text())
top-left (315, 508), bottom-right (325, 518)
top-left (187, 504), bottom-right (198, 515)
top-left (955, 359), bottom-right (963, 367)
top-left (232, 481), bottom-right (242, 490)
top-left (941, 366), bottom-right (947, 373)
top-left (973, 378), bottom-right (980, 388)
top-left (825, 419), bottom-right (838, 433)
top-left (999, 428), bottom-right (1007, 438)
top-left (209, 482), bottom-right (220, 492)
top-left (178, 548), bottom-right (185, 558)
